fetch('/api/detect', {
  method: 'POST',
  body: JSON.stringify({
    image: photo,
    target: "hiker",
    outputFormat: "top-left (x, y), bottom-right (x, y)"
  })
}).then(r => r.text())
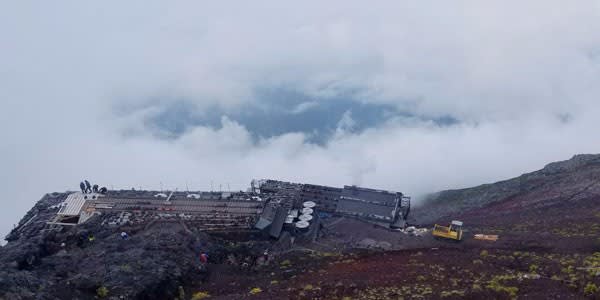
top-left (88, 234), bottom-right (95, 242)
top-left (197, 253), bottom-right (209, 272)
top-left (84, 180), bottom-right (92, 193)
top-left (80, 182), bottom-right (86, 193)
top-left (120, 231), bottom-right (128, 240)
top-left (199, 252), bottom-right (208, 264)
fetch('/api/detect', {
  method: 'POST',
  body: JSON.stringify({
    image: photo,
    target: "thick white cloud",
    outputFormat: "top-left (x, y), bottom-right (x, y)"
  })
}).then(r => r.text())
top-left (2, 1), bottom-right (600, 238)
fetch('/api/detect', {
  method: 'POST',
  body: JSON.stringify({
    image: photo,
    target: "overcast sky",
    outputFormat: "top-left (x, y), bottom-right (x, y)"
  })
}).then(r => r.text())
top-left (2, 1), bottom-right (600, 239)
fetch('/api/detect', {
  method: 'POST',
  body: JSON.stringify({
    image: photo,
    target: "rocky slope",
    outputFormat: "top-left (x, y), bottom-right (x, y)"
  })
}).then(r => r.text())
top-left (412, 154), bottom-right (600, 225)
top-left (0, 207), bottom-right (273, 299)
top-left (2, 154), bottom-right (600, 299)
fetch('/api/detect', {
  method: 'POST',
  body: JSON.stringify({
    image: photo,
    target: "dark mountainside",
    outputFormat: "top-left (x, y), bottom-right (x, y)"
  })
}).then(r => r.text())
top-left (413, 154), bottom-right (600, 224)
top-left (413, 153), bottom-right (600, 225)
top-left (2, 154), bottom-right (600, 299)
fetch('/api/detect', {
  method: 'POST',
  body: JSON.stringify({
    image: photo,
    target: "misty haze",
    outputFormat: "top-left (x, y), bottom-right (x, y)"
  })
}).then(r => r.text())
top-left (2, 1), bottom-right (600, 299)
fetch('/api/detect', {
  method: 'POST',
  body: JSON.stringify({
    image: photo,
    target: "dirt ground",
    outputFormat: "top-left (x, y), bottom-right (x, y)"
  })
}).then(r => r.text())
top-left (185, 197), bottom-right (600, 300)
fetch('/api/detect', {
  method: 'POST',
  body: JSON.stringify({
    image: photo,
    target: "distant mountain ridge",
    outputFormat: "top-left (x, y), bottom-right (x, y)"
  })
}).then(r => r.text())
top-left (413, 154), bottom-right (600, 224)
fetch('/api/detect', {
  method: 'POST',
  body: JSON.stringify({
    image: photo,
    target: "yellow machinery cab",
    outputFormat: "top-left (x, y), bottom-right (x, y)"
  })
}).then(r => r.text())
top-left (432, 220), bottom-right (463, 241)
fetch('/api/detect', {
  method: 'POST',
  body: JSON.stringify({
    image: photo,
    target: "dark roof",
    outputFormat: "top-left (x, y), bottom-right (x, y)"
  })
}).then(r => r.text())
top-left (299, 184), bottom-right (342, 212)
top-left (340, 186), bottom-right (401, 206)
top-left (336, 186), bottom-right (402, 222)
top-left (268, 206), bottom-right (288, 238)
top-left (335, 200), bottom-right (396, 221)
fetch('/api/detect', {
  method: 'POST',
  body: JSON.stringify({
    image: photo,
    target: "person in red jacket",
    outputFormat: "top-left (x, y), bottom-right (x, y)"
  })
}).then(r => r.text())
top-left (199, 252), bottom-right (208, 264)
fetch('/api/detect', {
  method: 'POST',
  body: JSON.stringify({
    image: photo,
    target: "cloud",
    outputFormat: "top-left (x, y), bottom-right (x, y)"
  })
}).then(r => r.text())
top-left (334, 110), bottom-right (357, 137)
top-left (290, 101), bottom-right (320, 114)
top-left (2, 1), bottom-right (600, 237)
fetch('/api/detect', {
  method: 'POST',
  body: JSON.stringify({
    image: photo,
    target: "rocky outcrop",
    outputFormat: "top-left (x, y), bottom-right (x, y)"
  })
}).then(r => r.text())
top-left (0, 206), bottom-right (272, 299)
top-left (1, 215), bottom-right (208, 299)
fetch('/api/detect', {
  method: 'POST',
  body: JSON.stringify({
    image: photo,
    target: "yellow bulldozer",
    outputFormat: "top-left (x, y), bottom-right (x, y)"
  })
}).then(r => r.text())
top-left (432, 220), bottom-right (464, 241)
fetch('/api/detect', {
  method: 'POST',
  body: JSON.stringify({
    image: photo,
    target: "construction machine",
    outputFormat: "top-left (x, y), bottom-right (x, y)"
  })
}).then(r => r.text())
top-left (432, 220), bottom-right (463, 241)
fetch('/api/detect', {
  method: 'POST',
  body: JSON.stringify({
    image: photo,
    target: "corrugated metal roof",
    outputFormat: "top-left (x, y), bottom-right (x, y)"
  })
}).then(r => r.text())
top-left (341, 186), bottom-right (399, 206)
top-left (58, 192), bottom-right (98, 216)
top-left (335, 200), bottom-right (395, 221)
top-left (336, 186), bottom-right (401, 222)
